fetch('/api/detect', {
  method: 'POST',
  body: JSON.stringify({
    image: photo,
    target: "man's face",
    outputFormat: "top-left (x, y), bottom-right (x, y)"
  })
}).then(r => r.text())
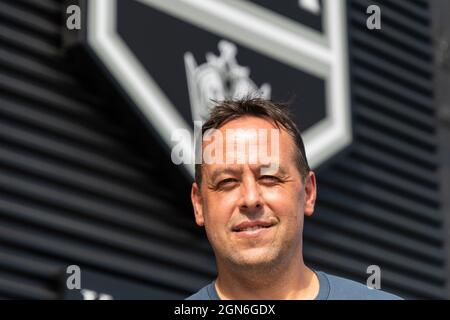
top-left (191, 116), bottom-right (316, 270)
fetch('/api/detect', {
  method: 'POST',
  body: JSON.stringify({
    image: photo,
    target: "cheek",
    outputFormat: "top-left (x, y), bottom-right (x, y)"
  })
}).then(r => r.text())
top-left (264, 187), bottom-right (302, 210)
top-left (203, 192), bottom-right (238, 227)
top-left (263, 187), bottom-right (304, 227)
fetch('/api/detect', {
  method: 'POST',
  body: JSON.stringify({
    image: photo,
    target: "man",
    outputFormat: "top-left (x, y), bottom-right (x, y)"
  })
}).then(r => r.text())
top-left (187, 98), bottom-right (402, 300)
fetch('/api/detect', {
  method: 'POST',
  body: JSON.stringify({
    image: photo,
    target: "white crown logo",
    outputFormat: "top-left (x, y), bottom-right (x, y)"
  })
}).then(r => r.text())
top-left (184, 40), bottom-right (271, 122)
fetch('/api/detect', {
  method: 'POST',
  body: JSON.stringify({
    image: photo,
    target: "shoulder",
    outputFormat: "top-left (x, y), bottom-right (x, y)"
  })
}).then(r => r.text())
top-left (185, 282), bottom-right (215, 300)
top-left (321, 272), bottom-right (403, 300)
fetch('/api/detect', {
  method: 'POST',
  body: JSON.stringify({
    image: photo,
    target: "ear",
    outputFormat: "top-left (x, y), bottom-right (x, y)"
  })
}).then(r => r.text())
top-left (191, 182), bottom-right (205, 226)
top-left (304, 171), bottom-right (317, 217)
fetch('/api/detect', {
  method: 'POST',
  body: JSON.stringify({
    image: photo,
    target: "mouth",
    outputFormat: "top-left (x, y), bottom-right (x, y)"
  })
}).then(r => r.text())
top-left (231, 220), bottom-right (275, 238)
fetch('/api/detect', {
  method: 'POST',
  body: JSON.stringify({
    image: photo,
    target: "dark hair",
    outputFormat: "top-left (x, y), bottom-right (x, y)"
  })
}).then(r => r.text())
top-left (195, 98), bottom-right (310, 186)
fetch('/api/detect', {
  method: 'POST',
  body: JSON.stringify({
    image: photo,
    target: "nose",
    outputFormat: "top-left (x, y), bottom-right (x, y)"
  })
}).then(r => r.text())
top-left (238, 176), bottom-right (263, 212)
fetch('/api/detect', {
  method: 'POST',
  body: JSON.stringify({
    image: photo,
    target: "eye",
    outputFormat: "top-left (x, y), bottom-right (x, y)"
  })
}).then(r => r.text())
top-left (259, 175), bottom-right (281, 184)
top-left (217, 178), bottom-right (238, 189)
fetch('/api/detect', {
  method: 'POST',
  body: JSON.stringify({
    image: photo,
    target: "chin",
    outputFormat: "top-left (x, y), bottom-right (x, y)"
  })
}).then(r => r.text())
top-left (231, 247), bottom-right (280, 268)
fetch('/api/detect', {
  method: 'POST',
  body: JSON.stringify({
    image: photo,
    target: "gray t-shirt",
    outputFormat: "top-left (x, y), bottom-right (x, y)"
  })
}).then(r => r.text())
top-left (186, 271), bottom-right (403, 300)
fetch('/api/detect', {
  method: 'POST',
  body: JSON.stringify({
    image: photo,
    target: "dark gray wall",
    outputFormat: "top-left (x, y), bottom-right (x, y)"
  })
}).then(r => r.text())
top-left (431, 0), bottom-right (450, 300)
top-left (304, 0), bottom-right (446, 300)
top-left (0, 0), bottom-right (215, 299)
top-left (0, 0), bottom-right (447, 299)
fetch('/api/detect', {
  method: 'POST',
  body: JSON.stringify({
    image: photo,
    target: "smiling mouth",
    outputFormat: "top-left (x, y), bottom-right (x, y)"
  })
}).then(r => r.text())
top-left (234, 225), bottom-right (271, 232)
top-left (231, 221), bottom-right (275, 238)
top-left (232, 225), bottom-right (274, 239)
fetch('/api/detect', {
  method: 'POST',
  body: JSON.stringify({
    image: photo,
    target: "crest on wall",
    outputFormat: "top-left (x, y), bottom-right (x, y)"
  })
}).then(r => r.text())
top-left (185, 40), bottom-right (271, 122)
top-left (85, 0), bottom-right (351, 177)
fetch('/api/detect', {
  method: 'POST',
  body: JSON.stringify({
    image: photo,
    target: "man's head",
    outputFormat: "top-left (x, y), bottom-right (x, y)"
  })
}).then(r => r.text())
top-left (191, 98), bottom-right (317, 272)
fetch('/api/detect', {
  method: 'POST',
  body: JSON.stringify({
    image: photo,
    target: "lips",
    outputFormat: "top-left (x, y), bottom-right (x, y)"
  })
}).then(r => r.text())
top-left (232, 220), bottom-right (274, 232)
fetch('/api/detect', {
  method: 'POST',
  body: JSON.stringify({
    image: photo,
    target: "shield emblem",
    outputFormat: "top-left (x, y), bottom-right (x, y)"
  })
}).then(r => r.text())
top-left (85, 0), bottom-right (351, 177)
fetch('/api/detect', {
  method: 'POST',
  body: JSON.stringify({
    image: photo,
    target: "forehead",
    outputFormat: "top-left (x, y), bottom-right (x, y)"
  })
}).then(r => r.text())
top-left (201, 116), bottom-right (297, 173)
top-left (215, 116), bottom-right (289, 139)
top-left (219, 115), bottom-right (278, 130)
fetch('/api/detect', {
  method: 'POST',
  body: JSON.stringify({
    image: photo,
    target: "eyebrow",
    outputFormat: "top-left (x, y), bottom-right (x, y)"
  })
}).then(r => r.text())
top-left (209, 165), bottom-right (288, 182)
top-left (209, 168), bottom-right (241, 183)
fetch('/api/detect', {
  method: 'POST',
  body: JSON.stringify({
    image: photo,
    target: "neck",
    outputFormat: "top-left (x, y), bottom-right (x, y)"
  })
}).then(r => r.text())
top-left (214, 250), bottom-right (319, 300)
